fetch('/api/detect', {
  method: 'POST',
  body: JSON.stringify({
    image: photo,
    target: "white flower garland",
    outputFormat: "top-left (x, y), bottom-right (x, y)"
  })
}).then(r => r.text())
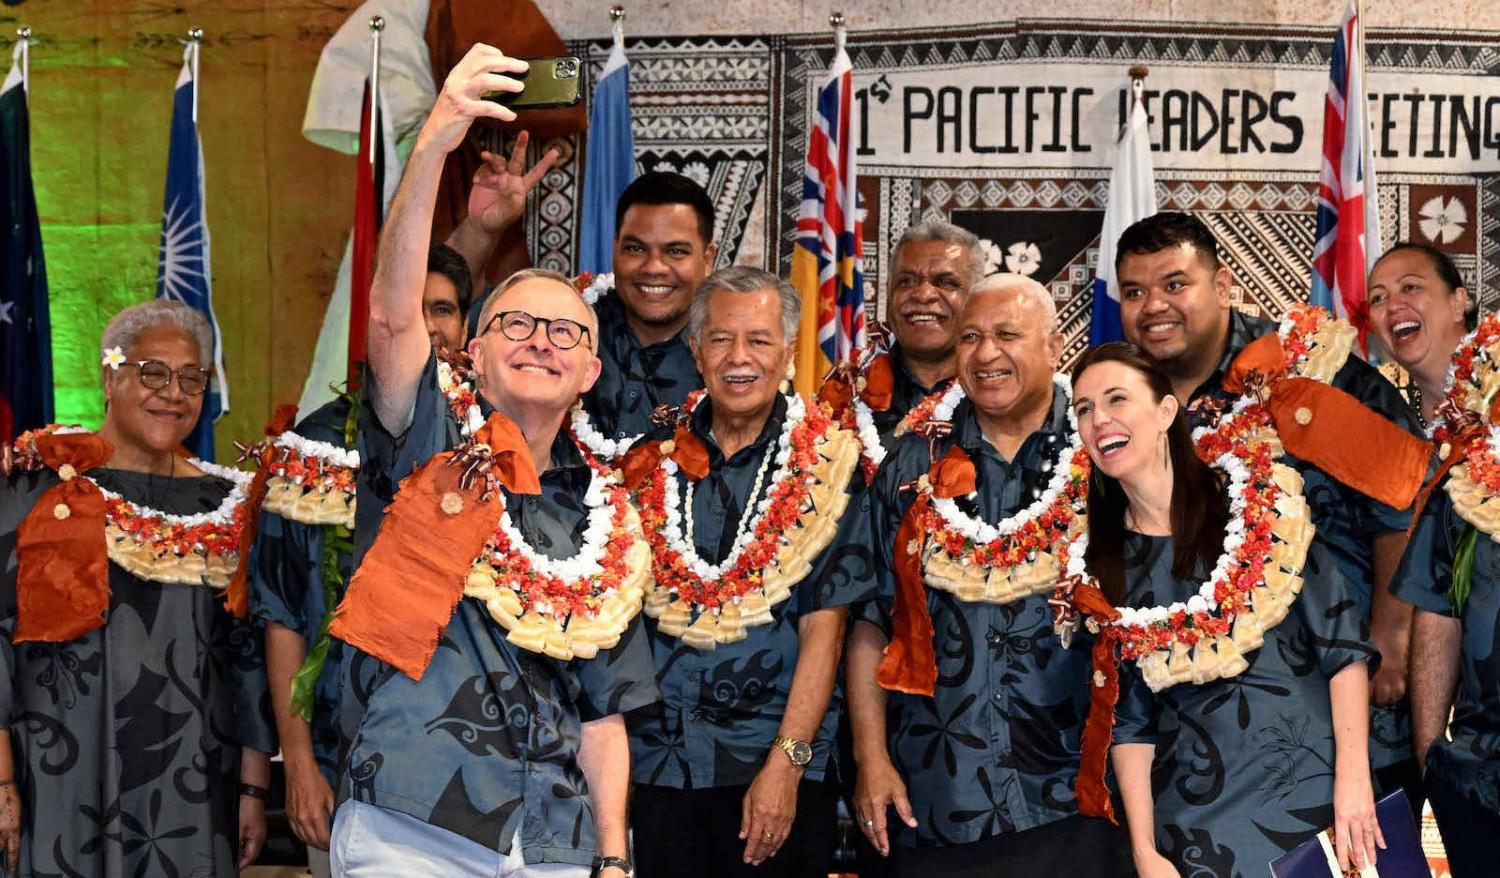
top-left (852, 398), bottom-right (886, 471)
top-left (1064, 447), bottom-right (1252, 629)
top-left (94, 457), bottom-right (254, 530)
top-left (272, 431), bottom-right (361, 471)
top-left (658, 393), bottom-right (805, 581)
top-left (491, 461), bottom-right (622, 599)
top-left (925, 374), bottom-right (1081, 544)
top-left (580, 272), bottom-right (614, 306)
top-left (570, 406), bottom-right (639, 460)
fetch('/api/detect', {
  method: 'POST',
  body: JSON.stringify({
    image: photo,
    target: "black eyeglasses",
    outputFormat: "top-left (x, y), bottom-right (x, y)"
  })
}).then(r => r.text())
top-left (482, 310), bottom-right (592, 351)
top-left (126, 360), bottom-right (211, 395)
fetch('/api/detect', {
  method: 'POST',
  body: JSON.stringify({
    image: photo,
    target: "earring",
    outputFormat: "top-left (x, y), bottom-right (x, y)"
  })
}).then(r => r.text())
top-left (1160, 433), bottom-right (1170, 471)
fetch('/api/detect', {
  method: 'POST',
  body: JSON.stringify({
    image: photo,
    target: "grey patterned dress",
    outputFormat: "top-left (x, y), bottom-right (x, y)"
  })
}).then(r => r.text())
top-left (0, 468), bottom-right (275, 878)
top-left (1114, 533), bottom-right (1377, 878)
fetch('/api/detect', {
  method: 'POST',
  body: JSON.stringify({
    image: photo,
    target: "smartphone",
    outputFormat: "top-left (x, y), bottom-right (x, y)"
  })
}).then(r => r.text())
top-left (486, 56), bottom-right (582, 110)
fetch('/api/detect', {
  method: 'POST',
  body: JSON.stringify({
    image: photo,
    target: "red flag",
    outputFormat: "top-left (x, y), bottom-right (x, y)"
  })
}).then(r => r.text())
top-left (347, 82), bottom-right (385, 383)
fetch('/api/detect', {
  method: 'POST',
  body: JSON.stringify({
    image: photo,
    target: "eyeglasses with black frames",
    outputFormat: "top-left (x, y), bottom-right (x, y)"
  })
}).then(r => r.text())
top-left (481, 310), bottom-right (592, 351)
top-left (125, 360), bottom-right (211, 396)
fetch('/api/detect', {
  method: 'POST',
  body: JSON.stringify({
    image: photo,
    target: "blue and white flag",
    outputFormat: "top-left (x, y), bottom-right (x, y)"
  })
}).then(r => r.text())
top-left (578, 18), bottom-right (635, 275)
top-left (1091, 77), bottom-right (1158, 346)
top-left (156, 40), bottom-right (227, 461)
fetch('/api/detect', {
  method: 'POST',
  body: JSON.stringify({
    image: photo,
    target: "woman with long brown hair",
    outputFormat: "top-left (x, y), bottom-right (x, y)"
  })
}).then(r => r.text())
top-left (1069, 342), bottom-right (1382, 877)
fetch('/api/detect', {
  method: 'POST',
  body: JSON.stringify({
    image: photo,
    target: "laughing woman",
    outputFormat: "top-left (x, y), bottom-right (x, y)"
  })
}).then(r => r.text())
top-left (1068, 343), bottom-right (1383, 878)
top-left (0, 301), bottom-right (274, 876)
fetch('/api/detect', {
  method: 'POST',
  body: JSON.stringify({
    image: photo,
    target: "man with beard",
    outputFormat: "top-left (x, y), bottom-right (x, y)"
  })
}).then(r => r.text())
top-left (582, 172), bottom-right (718, 441)
top-left (845, 275), bottom-right (1131, 877)
top-left (622, 267), bottom-right (871, 877)
top-left (1115, 211), bottom-right (1427, 809)
top-left (325, 46), bottom-right (658, 877)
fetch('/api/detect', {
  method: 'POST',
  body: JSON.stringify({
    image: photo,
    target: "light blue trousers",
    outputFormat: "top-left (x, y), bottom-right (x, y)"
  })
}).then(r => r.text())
top-left (330, 799), bottom-right (591, 878)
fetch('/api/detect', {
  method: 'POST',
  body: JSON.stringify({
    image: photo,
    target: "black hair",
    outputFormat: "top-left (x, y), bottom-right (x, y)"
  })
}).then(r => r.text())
top-left (427, 241), bottom-right (473, 313)
top-left (614, 171), bottom-right (716, 245)
top-left (1114, 211), bottom-right (1221, 274)
top-left (1375, 241), bottom-right (1478, 330)
top-left (1071, 342), bottom-right (1230, 606)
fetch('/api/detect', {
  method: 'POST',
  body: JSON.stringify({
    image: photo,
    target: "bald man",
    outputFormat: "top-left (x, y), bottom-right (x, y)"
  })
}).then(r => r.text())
top-left (327, 45), bottom-right (657, 878)
top-left (845, 276), bottom-right (1131, 877)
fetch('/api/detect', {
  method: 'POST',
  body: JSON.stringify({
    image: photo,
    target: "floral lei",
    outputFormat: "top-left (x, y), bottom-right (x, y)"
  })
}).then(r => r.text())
top-left (905, 375), bottom-right (1092, 605)
top-left (572, 270), bottom-right (615, 306)
top-left (13, 425), bottom-right (253, 588)
top-left (261, 430), bottom-right (360, 528)
top-left (1417, 312), bottom-right (1500, 611)
top-left (436, 354), bottom-right (649, 660)
top-left (637, 390), bottom-right (861, 649)
top-left (1059, 401), bottom-right (1315, 692)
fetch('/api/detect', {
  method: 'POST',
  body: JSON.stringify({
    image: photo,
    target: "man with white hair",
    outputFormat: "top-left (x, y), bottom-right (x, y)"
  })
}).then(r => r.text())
top-left (324, 44), bottom-right (657, 878)
top-left (845, 275), bottom-right (1131, 876)
top-left (622, 266), bottom-right (872, 877)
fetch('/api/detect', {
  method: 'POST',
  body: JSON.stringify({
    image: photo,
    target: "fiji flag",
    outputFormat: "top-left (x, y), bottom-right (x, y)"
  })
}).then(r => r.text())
top-left (0, 38), bottom-right (52, 443)
top-left (1091, 77), bottom-right (1158, 346)
top-left (790, 29), bottom-right (864, 397)
top-left (156, 40), bottom-right (227, 461)
top-left (1311, 0), bottom-right (1380, 353)
top-left (578, 17), bottom-right (635, 275)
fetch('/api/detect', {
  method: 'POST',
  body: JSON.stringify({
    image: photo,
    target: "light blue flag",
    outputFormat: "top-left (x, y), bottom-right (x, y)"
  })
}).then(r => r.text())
top-left (578, 24), bottom-right (635, 275)
top-left (156, 41), bottom-right (227, 461)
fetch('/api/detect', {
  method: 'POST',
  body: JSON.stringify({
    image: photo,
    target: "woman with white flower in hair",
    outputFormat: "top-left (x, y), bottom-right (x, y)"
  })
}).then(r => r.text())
top-left (0, 300), bottom-right (274, 876)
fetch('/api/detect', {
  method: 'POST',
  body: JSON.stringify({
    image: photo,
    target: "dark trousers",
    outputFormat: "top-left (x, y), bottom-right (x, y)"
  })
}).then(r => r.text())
top-left (1374, 758), bottom-right (1426, 821)
top-left (1426, 770), bottom-right (1500, 878)
top-left (633, 779), bottom-right (839, 878)
top-left (891, 814), bottom-right (1134, 878)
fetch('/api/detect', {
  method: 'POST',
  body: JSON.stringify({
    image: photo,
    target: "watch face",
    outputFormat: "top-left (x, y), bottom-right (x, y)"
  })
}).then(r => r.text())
top-left (788, 740), bottom-right (813, 765)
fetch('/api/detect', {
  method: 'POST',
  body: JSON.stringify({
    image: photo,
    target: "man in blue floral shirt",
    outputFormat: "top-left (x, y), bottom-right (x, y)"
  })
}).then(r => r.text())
top-left (846, 275), bottom-right (1131, 876)
top-left (582, 172), bottom-right (717, 440)
top-left (625, 267), bottom-right (872, 878)
top-left (325, 46), bottom-right (658, 878)
top-left (1115, 212), bottom-right (1427, 807)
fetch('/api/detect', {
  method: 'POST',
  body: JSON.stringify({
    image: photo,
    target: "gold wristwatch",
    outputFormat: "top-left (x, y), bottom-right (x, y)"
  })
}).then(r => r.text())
top-left (772, 735), bottom-right (813, 767)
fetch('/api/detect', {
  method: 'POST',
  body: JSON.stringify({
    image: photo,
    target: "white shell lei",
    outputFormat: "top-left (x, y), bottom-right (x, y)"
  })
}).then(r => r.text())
top-left (926, 374), bottom-right (1081, 544)
top-left (659, 394), bottom-right (805, 581)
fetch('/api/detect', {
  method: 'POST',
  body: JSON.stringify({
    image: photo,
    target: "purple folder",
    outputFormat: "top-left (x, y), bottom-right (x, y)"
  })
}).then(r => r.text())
top-left (1269, 791), bottom-right (1430, 878)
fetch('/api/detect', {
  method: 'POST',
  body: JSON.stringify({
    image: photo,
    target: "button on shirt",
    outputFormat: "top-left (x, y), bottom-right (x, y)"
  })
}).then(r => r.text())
top-left (338, 355), bottom-right (661, 863)
top-left (862, 390), bottom-right (1094, 847)
top-left (627, 395), bottom-right (875, 789)
top-left (582, 294), bottom-right (704, 441)
top-left (248, 397), bottom-right (354, 787)
top-left (1190, 309), bottom-right (1423, 770)
top-left (1394, 493), bottom-right (1500, 815)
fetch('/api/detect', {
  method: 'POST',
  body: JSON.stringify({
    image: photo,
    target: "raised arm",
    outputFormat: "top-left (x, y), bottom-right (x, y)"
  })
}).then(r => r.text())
top-left (366, 44), bottom-right (526, 430)
top-left (444, 132), bottom-right (560, 297)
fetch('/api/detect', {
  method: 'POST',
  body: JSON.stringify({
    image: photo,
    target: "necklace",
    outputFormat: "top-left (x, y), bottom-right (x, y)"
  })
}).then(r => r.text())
top-left (906, 376), bottom-right (1091, 605)
top-left (638, 392), bottom-right (861, 649)
top-left (1062, 402), bottom-right (1315, 691)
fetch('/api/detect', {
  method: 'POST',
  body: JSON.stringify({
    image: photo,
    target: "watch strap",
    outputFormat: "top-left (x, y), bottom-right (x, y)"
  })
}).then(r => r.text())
top-left (591, 855), bottom-right (632, 877)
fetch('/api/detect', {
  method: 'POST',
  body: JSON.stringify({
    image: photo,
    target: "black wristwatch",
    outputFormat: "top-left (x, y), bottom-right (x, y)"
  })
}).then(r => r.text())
top-left (591, 855), bottom-right (632, 877)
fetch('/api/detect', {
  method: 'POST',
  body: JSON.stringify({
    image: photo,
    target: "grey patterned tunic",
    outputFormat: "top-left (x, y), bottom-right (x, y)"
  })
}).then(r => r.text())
top-left (0, 468), bottom-right (275, 878)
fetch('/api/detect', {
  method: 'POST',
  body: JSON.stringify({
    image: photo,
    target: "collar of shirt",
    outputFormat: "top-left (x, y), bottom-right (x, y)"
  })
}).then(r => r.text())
top-left (947, 382), bottom-right (1073, 462)
top-left (887, 342), bottom-right (951, 399)
top-left (596, 293), bottom-right (693, 357)
top-left (689, 392), bottom-right (790, 468)
top-left (1190, 308), bottom-right (1278, 402)
top-left (475, 391), bottom-right (593, 494)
